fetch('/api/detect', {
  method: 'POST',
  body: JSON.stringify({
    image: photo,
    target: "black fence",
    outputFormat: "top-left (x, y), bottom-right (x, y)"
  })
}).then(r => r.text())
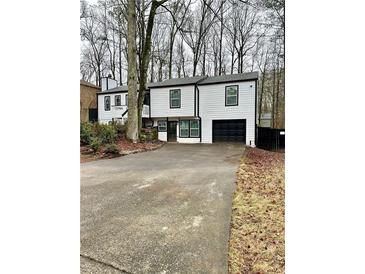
top-left (257, 126), bottom-right (285, 151)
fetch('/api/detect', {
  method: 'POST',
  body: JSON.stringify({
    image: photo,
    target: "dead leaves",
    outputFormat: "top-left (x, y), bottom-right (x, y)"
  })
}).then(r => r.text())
top-left (228, 147), bottom-right (285, 274)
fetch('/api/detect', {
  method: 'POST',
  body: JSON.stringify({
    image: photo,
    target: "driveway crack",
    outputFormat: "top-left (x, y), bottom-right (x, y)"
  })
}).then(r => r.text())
top-left (80, 253), bottom-right (133, 273)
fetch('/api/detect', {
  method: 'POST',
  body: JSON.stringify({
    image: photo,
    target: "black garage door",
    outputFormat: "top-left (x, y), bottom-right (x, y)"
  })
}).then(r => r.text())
top-left (212, 119), bottom-right (246, 143)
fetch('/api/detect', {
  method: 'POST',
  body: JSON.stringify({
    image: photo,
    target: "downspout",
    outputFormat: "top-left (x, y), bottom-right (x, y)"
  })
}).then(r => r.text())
top-left (196, 84), bottom-right (202, 143)
top-left (194, 84), bottom-right (196, 117)
top-left (195, 76), bottom-right (207, 143)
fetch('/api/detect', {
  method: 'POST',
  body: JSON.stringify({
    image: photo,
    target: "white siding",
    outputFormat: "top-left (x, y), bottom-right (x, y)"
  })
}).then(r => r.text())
top-left (98, 93), bottom-right (149, 124)
top-left (101, 78), bottom-right (117, 91)
top-left (158, 132), bottom-right (167, 141)
top-left (198, 81), bottom-right (256, 146)
top-left (150, 85), bottom-right (195, 118)
top-left (176, 137), bottom-right (200, 143)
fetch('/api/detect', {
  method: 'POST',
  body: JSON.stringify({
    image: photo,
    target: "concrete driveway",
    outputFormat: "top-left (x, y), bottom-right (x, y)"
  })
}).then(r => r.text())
top-left (81, 143), bottom-right (244, 274)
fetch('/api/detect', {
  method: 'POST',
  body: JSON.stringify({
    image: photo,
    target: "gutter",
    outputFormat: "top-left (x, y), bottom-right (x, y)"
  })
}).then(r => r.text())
top-left (195, 77), bottom-right (207, 143)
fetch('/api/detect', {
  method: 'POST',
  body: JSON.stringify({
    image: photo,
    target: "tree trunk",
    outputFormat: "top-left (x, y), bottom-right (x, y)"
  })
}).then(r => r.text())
top-left (258, 71), bottom-right (265, 125)
top-left (150, 52), bottom-right (154, 82)
top-left (137, 0), bottom-right (167, 134)
top-left (168, 27), bottom-right (174, 79)
top-left (119, 31), bottom-right (123, 85)
top-left (218, 1), bottom-right (224, 75)
top-left (126, 0), bottom-right (139, 142)
top-left (271, 68), bottom-right (276, 128)
top-left (202, 42), bottom-right (206, 75)
top-left (276, 67), bottom-right (281, 128)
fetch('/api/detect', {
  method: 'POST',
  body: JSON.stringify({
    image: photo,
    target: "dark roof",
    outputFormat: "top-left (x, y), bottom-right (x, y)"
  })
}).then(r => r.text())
top-left (98, 72), bottom-right (259, 93)
top-left (97, 85), bottom-right (128, 94)
top-left (80, 79), bottom-right (100, 89)
top-left (148, 75), bottom-right (207, 88)
top-left (198, 72), bottom-right (258, 85)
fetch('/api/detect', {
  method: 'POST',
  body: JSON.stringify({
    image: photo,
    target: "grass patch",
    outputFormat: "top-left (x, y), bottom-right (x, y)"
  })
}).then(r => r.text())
top-left (228, 147), bottom-right (285, 274)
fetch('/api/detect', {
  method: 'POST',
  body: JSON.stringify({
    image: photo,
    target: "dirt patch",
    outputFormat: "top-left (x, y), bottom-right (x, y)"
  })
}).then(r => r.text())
top-left (80, 138), bottom-right (164, 163)
top-left (228, 147), bottom-right (284, 274)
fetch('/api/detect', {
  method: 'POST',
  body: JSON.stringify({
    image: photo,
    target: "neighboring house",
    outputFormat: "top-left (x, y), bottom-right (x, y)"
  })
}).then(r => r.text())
top-left (149, 72), bottom-right (258, 146)
top-left (80, 80), bottom-right (100, 123)
top-left (97, 79), bottom-right (150, 125)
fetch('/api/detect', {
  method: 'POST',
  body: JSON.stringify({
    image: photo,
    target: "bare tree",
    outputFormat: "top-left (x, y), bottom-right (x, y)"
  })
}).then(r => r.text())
top-left (180, 0), bottom-right (221, 76)
top-left (137, 0), bottom-right (168, 133)
top-left (80, 0), bottom-right (285, 131)
top-left (126, 0), bottom-right (139, 142)
top-left (162, 0), bottom-right (192, 79)
top-left (80, 3), bottom-right (108, 86)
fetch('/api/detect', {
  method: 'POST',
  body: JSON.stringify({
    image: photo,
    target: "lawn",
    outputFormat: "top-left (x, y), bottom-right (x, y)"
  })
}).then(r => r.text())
top-left (228, 147), bottom-right (285, 274)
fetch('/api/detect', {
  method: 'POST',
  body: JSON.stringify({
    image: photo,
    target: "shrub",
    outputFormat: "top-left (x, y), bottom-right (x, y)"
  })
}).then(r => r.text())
top-left (104, 143), bottom-right (120, 155)
top-left (90, 137), bottom-right (102, 153)
top-left (140, 132), bottom-right (147, 142)
top-left (92, 123), bottom-right (117, 144)
top-left (100, 124), bottom-right (117, 144)
top-left (151, 127), bottom-right (158, 140)
top-left (140, 127), bottom-right (158, 142)
top-left (80, 123), bottom-right (93, 145)
top-left (114, 123), bottom-right (126, 136)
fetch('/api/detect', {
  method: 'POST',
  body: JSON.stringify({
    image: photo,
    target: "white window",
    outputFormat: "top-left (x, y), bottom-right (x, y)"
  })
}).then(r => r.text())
top-left (170, 89), bottom-right (181, 108)
top-left (115, 95), bottom-right (121, 106)
top-left (104, 96), bottom-right (110, 111)
top-left (158, 121), bottom-right (167, 132)
top-left (190, 120), bottom-right (199, 137)
top-left (179, 120), bottom-right (189, 137)
top-left (225, 85), bottom-right (238, 106)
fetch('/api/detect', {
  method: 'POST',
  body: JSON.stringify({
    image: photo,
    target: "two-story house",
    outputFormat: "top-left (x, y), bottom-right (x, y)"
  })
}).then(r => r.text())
top-left (98, 72), bottom-right (258, 146)
top-left (149, 72), bottom-right (258, 146)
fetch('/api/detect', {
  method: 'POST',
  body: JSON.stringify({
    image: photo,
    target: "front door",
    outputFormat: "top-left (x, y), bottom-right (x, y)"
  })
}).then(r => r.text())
top-left (167, 121), bottom-right (177, 142)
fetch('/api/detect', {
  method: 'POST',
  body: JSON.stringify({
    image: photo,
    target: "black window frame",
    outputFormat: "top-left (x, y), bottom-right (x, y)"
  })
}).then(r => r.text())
top-left (178, 120), bottom-right (200, 138)
top-left (225, 85), bottom-right (239, 106)
top-left (157, 120), bottom-right (167, 132)
top-left (169, 89), bottom-right (181, 108)
top-left (114, 95), bottom-right (121, 106)
top-left (104, 96), bottom-right (111, 111)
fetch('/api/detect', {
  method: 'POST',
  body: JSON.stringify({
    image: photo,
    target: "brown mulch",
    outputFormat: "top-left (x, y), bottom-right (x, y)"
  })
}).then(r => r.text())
top-left (80, 138), bottom-right (164, 163)
top-left (228, 147), bottom-right (285, 274)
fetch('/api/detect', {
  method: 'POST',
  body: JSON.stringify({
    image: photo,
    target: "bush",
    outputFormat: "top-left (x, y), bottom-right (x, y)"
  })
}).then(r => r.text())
top-left (80, 123), bottom-right (93, 145)
top-left (104, 143), bottom-right (120, 155)
top-left (92, 123), bottom-right (117, 144)
top-left (140, 127), bottom-right (158, 142)
top-left (114, 123), bottom-right (126, 136)
top-left (100, 124), bottom-right (117, 144)
top-left (90, 137), bottom-right (102, 153)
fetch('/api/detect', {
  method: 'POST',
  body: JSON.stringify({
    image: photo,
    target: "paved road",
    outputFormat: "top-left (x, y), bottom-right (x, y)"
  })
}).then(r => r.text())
top-left (81, 143), bottom-right (244, 274)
